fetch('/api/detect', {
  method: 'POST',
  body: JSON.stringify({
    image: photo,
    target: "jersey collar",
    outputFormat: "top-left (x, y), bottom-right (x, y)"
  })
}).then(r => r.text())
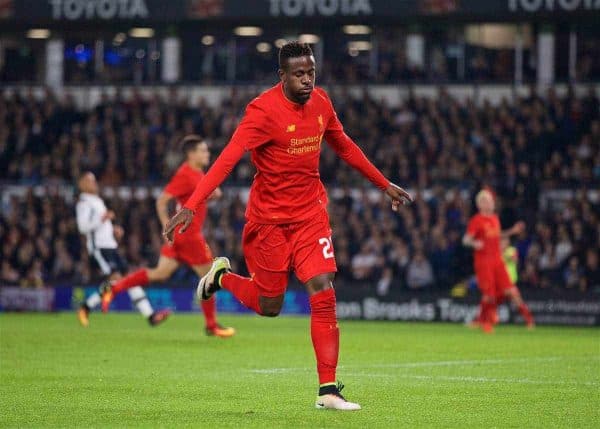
top-left (277, 82), bottom-right (311, 112)
top-left (80, 192), bottom-right (98, 200)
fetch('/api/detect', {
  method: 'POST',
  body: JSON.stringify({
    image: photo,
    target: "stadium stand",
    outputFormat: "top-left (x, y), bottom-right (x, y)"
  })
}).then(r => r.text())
top-left (1, 88), bottom-right (598, 292)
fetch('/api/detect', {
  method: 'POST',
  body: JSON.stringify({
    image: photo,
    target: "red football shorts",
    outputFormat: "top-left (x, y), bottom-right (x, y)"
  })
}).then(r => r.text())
top-left (160, 234), bottom-right (213, 267)
top-left (242, 209), bottom-right (337, 297)
top-left (474, 257), bottom-right (514, 298)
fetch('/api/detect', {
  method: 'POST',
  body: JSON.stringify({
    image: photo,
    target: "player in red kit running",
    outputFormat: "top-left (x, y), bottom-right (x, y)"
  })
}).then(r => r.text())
top-left (462, 189), bottom-right (534, 333)
top-left (163, 42), bottom-right (413, 410)
top-left (101, 136), bottom-right (235, 338)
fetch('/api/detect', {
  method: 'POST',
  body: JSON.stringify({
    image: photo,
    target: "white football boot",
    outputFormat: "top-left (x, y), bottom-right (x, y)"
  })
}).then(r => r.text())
top-left (197, 257), bottom-right (231, 300)
top-left (315, 382), bottom-right (361, 411)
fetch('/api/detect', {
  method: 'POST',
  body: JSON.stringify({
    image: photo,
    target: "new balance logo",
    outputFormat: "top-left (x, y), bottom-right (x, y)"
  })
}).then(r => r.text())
top-left (286, 124), bottom-right (296, 132)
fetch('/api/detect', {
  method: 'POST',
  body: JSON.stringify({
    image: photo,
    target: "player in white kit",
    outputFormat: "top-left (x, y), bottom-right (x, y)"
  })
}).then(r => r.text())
top-left (75, 171), bottom-right (170, 327)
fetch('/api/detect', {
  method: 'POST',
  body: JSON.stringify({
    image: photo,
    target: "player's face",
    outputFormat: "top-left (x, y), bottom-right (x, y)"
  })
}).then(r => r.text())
top-left (279, 55), bottom-right (316, 104)
top-left (79, 172), bottom-right (98, 194)
top-left (190, 142), bottom-right (210, 168)
top-left (477, 193), bottom-right (495, 213)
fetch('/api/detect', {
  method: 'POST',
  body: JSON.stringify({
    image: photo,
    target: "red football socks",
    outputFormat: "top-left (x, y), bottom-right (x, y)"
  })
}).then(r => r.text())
top-left (220, 272), bottom-right (261, 314)
top-left (480, 298), bottom-right (497, 325)
top-left (474, 302), bottom-right (484, 323)
top-left (201, 296), bottom-right (217, 330)
top-left (518, 303), bottom-right (534, 325)
top-left (310, 288), bottom-right (339, 385)
top-left (112, 269), bottom-right (149, 295)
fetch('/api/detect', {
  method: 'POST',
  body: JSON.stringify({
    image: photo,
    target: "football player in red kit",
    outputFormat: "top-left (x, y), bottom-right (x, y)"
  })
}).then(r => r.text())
top-left (463, 189), bottom-right (534, 333)
top-left (101, 135), bottom-right (235, 338)
top-left (163, 42), bottom-right (413, 410)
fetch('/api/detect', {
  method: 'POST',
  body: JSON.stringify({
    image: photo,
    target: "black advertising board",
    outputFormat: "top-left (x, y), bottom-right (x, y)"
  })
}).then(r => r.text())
top-left (1, 0), bottom-right (598, 23)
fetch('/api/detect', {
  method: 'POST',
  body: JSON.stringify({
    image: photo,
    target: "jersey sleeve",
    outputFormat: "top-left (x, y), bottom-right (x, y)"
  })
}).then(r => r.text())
top-left (321, 91), bottom-right (390, 191)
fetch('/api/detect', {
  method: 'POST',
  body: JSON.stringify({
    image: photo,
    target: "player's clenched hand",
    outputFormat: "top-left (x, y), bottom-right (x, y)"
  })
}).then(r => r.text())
top-left (385, 183), bottom-right (413, 212)
top-left (163, 208), bottom-right (194, 243)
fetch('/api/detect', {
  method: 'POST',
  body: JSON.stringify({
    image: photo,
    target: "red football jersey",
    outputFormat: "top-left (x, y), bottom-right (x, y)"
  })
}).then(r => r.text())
top-left (164, 163), bottom-right (207, 236)
top-left (184, 82), bottom-right (389, 224)
top-left (466, 213), bottom-right (502, 261)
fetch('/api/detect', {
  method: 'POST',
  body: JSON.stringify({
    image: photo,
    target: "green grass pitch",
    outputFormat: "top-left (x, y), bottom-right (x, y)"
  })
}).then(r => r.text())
top-left (1, 313), bottom-right (599, 428)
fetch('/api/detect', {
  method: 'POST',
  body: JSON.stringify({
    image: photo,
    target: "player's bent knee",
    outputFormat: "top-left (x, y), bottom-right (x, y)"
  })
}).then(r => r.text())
top-left (258, 295), bottom-right (284, 317)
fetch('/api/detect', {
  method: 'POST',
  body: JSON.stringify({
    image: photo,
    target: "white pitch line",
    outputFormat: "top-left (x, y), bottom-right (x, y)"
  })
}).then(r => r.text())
top-left (362, 356), bottom-right (565, 369)
top-left (248, 356), bottom-right (573, 374)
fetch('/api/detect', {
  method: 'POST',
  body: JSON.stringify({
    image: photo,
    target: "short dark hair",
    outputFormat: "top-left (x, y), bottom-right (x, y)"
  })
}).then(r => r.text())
top-left (279, 41), bottom-right (313, 70)
top-left (181, 135), bottom-right (205, 155)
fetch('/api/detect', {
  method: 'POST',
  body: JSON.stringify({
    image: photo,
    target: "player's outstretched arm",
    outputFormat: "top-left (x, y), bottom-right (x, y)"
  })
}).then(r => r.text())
top-left (502, 221), bottom-right (525, 237)
top-left (322, 92), bottom-right (412, 208)
top-left (326, 130), bottom-right (412, 208)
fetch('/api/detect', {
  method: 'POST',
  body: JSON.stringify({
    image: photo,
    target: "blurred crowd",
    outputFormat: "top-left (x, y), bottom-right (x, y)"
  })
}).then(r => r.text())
top-left (0, 86), bottom-right (599, 293)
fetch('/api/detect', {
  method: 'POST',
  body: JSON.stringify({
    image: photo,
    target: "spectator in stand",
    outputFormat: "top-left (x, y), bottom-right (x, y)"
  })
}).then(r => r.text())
top-left (564, 256), bottom-right (584, 290)
top-left (582, 249), bottom-right (600, 292)
top-left (376, 267), bottom-right (394, 296)
top-left (406, 250), bottom-right (435, 290)
top-left (351, 243), bottom-right (382, 281)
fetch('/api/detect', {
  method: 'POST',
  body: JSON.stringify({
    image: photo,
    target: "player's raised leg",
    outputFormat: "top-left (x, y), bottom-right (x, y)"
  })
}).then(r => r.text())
top-left (198, 256), bottom-right (282, 317)
top-left (191, 263), bottom-right (235, 337)
top-left (198, 222), bottom-right (289, 317)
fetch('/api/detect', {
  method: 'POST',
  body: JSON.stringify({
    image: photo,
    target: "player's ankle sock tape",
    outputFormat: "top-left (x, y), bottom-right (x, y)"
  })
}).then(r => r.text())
top-left (319, 383), bottom-right (338, 396)
top-left (215, 269), bottom-right (229, 289)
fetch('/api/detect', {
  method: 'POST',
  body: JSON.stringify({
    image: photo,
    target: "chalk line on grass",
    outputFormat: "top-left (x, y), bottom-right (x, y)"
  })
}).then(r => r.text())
top-left (248, 356), bottom-right (574, 374)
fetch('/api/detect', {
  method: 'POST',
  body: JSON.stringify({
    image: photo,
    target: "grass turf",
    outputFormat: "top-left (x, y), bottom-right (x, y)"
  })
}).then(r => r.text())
top-left (1, 313), bottom-right (598, 428)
